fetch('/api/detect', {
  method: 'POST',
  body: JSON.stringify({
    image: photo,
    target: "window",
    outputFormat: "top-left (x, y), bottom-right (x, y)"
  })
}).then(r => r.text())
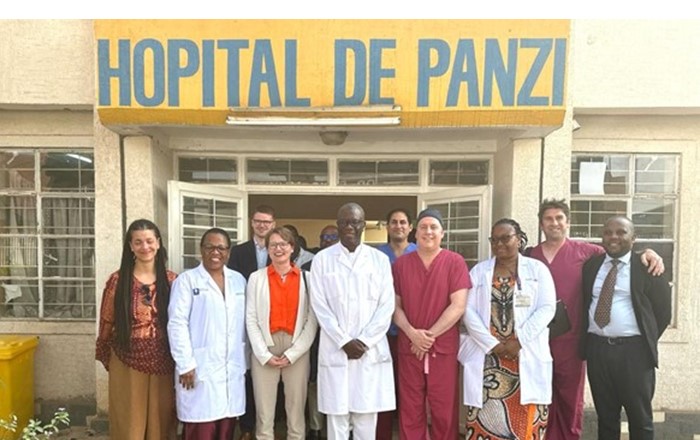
top-left (247, 159), bottom-right (328, 185)
top-left (179, 157), bottom-right (237, 183)
top-left (429, 160), bottom-right (489, 186)
top-left (181, 197), bottom-right (240, 269)
top-left (571, 153), bottom-right (678, 294)
top-left (0, 150), bottom-right (95, 319)
top-left (338, 160), bottom-right (420, 186)
top-left (425, 200), bottom-right (481, 268)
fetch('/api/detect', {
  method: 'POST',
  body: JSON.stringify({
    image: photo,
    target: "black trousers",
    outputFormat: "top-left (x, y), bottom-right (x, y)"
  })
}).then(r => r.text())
top-left (586, 333), bottom-right (656, 440)
top-left (239, 369), bottom-right (256, 433)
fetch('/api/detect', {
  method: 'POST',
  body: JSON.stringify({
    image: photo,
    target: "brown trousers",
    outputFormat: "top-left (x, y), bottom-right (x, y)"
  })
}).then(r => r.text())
top-left (108, 352), bottom-right (177, 440)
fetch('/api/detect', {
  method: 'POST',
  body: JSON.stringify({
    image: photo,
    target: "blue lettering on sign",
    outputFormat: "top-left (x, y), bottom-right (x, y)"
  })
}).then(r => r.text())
top-left (217, 40), bottom-right (249, 107)
top-left (168, 40), bottom-right (199, 106)
top-left (133, 39), bottom-right (165, 107)
top-left (284, 40), bottom-right (310, 107)
top-left (369, 39), bottom-right (395, 105)
top-left (417, 39), bottom-right (450, 107)
top-left (517, 39), bottom-right (552, 106)
top-left (551, 38), bottom-right (567, 106)
top-left (249, 39), bottom-right (281, 107)
top-left (334, 40), bottom-right (367, 106)
top-left (96, 36), bottom-right (567, 111)
top-left (446, 39), bottom-right (480, 107)
top-left (483, 38), bottom-right (517, 106)
top-left (202, 40), bottom-right (215, 107)
top-left (98, 39), bottom-right (131, 106)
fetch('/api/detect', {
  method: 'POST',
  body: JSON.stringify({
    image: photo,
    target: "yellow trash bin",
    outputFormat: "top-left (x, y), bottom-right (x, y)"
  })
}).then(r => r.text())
top-left (0, 335), bottom-right (39, 438)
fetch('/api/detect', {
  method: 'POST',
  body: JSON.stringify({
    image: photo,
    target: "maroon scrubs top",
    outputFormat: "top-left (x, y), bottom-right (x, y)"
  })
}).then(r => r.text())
top-left (528, 239), bottom-right (603, 339)
top-left (393, 249), bottom-right (472, 355)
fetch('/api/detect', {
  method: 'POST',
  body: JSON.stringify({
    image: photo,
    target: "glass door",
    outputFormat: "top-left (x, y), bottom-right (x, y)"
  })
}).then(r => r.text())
top-left (167, 181), bottom-right (246, 272)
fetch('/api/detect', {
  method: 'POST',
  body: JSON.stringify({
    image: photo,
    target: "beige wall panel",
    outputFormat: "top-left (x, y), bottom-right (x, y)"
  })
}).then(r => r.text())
top-left (0, 20), bottom-right (94, 107)
top-left (509, 138), bottom-right (542, 240)
top-left (123, 136), bottom-right (156, 221)
top-left (571, 20), bottom-right (700, 110)
top-left (93, 114), bottom-right (122, 414)
top-left (151, 135), bottom-right (174, 243)
top-left (0, 111), bottom-right (93, 139)
top-left (491, 138), bottom-right (514, 222)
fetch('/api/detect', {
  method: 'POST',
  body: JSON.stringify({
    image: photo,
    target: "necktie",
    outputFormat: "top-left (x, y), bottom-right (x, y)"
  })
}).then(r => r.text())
top-left (594, 259), bottom-right (620, 328)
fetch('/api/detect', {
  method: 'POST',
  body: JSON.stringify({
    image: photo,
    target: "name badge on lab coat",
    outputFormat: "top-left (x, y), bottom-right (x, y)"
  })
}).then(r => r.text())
top-left (514, 293), bottom-right (532, 307)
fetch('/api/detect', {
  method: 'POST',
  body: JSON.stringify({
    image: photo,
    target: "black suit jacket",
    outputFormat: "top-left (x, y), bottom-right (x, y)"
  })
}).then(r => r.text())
top-left (226, 239), bottom-right (270, 281)
top-left (580, 253), bottom-right (672, 367)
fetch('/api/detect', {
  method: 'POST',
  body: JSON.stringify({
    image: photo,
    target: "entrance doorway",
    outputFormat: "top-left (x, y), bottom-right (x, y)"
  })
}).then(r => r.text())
top-left (249, 194), bottom-right (416, 250)
top-left (167, 182), bottom-right (491, 273)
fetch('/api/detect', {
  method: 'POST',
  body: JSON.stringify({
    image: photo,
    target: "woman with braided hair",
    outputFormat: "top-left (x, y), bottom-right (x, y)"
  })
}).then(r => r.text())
top-left (96, 219), bottom-right (178, 439)
top-left (460, 218), bottom-right (556, 440)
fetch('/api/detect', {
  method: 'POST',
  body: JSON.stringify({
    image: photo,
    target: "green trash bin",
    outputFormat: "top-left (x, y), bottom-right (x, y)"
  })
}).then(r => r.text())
top-left (0, 335), bottom-right (39, 438)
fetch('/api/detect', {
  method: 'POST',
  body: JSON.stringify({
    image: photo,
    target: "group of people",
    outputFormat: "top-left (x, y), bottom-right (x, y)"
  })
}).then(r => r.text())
top-left (96, 198), bottom-right (672, 440)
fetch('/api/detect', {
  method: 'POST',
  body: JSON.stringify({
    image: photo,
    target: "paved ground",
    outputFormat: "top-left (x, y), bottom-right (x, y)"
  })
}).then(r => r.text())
top-left (55, 409), bottom-right (700, 439)
top-left (55, 426), bottom-right (109, 440)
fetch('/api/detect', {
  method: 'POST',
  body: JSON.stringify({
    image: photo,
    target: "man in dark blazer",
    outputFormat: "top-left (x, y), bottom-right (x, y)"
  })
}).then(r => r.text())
top-left (227, 204), bottom-right (276, 440)
top-left (228, 205), bottom-right (276, 281)
top-left (580, 215), bottom-right (672, 440)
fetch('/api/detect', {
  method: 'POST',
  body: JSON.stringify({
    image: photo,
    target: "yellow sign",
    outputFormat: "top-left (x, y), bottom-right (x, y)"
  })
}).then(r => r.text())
top-left (95, 20), bottom-right (569, 127)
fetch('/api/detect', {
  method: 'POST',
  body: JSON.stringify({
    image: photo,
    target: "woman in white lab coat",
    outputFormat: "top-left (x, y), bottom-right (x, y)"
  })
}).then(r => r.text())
top-left (461, 218), bottom-right (555, 440)
top-left (168, 228), bottom-right (248, 440)
top-left (246, 226), bottom-right (317, 440)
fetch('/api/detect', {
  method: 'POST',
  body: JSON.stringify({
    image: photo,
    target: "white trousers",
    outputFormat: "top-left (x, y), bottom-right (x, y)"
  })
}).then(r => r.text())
top-left (327, 412), bottom-right (377, 440)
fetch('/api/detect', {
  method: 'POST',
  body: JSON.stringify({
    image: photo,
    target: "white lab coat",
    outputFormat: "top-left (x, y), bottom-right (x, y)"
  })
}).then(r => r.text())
top-left (309, 243), bottom-right (396, 415)
top-left (460, 256), bottom-right (555, 407)
top-left (167, 264), bottom-right (248, 423)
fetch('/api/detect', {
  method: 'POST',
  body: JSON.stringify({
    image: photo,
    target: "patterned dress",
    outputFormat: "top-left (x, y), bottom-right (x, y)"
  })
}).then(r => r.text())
top-left (465, 276), bottom-right (548, 440)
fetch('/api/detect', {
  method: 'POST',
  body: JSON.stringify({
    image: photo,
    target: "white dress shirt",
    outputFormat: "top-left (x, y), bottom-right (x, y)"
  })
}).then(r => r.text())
top-left (588, 251), bottom-right (641, 337)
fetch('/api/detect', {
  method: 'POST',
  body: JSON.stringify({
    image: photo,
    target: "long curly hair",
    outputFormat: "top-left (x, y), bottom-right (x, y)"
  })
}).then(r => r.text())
top-left (114, 219), bottom-right (170, 351)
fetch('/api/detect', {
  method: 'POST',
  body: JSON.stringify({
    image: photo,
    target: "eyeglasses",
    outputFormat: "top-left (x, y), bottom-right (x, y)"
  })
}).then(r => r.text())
top-left (321, 234), bottom-right (338, 241)
top-left (488, 234), bottom-right (517, 245)
top-left (252, 219), bottom-right (274, 226)
top-left (268, 242), bottom-right (291, 250)
top-left (202, 244), bottom-right (230, 253)
top-left (337, 219), bottom-right (365, 229)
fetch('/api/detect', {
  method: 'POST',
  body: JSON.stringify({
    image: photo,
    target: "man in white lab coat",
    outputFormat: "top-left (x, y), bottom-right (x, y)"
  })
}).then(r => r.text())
top-left (310, 203), bottom-right (396, 440)
top-left (168, 228), bottom-right (248, 439)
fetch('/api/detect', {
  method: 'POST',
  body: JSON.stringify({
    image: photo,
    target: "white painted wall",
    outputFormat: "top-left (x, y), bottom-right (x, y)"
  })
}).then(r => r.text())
top-left (0, 20), bottom-right (94, 108)
top-left (571, 20), bottom-right (700, 111)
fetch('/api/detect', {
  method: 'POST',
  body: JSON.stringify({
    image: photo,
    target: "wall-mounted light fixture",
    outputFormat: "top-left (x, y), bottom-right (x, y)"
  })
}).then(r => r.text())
top-left (226, 105), bottom-right (401, 127)
top-left (319, 131), bottom-right (348, 146)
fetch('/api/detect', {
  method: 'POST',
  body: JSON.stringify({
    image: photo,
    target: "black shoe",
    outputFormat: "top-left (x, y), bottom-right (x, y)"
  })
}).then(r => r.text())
top-left (307, 429), bottom-right (321, 440)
